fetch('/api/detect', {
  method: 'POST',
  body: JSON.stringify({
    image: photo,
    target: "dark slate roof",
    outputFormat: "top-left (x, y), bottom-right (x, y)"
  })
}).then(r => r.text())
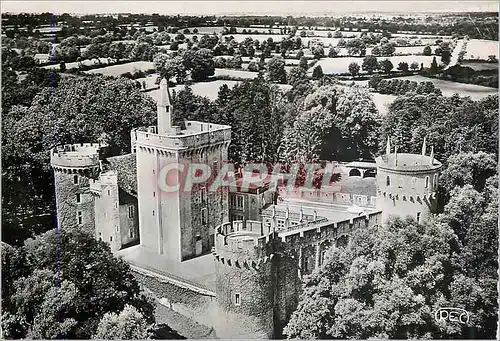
top-left (106, 153), bottom-right (137, 197)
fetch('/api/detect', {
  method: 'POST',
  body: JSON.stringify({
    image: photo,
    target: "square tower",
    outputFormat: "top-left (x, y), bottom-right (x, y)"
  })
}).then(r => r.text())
top-left (134, 79), bottom-right (231, 262)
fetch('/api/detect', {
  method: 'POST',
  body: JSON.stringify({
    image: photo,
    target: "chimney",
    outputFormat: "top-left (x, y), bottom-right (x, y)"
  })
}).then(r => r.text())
top-left (385, 136), bottom-right (391, 156)
top-left (157, 78), bottom-right (173, 135)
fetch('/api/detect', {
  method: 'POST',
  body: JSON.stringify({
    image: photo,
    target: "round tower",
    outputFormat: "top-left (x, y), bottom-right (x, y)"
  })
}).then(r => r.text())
top-left (50, 143), bottom-right (107, 232)
top-left (375, 137), bottom-right (442, 224)
top-left (212, 220), bottom-right (276, 339)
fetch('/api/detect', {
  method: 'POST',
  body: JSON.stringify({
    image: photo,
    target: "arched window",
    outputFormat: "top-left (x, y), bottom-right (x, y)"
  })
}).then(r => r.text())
top-left (73, 175), bottom-right (78, 184)
top-left (425, 176), bottom-right (429, 189)
top-left (433, 174), bottom-right (438, 189)
top-left (398, 178), bottom-right (404, 189)
top-left (386, 175), bottom-right (391, 186)
top-left (349, 168), bottom-right (361, 177)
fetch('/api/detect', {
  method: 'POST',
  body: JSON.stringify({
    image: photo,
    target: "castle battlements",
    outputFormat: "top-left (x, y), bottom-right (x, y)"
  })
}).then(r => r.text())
top-left (213, 220), bottom-right (278, 270)
top-left (89, 170), bottom-right (118, 195)
top-left (50, 143), bottom-right (107, 173)
top-left (133, 121), bottom-right (231, 153)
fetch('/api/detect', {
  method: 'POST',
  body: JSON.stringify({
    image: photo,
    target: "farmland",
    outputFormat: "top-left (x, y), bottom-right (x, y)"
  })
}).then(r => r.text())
top-left (84, 61), bottom-right (155, 76)
top-left (464, 39), bottom-right (499, 60)
top-left (310, 55), bottom-right (436, 74)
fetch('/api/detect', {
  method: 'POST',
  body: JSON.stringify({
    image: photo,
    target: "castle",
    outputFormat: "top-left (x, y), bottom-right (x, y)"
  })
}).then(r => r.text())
top-left (51, 79), bottom-right (442, 339)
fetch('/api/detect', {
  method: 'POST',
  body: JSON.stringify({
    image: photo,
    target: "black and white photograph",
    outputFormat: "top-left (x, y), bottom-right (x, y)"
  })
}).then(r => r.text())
top-left (1, 1), bottom-right (499, 339)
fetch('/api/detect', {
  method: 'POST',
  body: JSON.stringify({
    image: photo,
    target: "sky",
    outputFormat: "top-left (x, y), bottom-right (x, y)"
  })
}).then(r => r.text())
top-left (1, 1), bottom-right (499, 16)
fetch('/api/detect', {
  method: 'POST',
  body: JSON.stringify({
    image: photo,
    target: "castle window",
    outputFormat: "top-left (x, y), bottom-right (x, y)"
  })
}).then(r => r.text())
top-left (201, 208), bottom-right (207, 225)
top-left (166, 105), bottom-right (169, 113)
top-left (230, 195), bottom-right (236, 207)
top-left (109, 236), bottom-right (113, 242)
top-left (73, 175), bottom-right (78, 184)
top-left (116, 225), bottom-right (119, 232)
top-left (129, 229), bottom-right (134, 238)
top-left (425, 176), bottom-right (429, 189)
top-left (152, 169), bottom-right (155, 174)
top-left (153, 191), bottom-right (156, 197)
top-left (201, 187), bottom-right (207, 204)
top-left (277, 219), bottom-right (285, 229)
top-left (128, 206), bottom-right (134, 219)
top-left (107, 189), bottom-right (111, 196)
top-left (411, 177), bottom-right (417, 189)
top-left (234, 293), bottom-right (241, 306)
top-left (398, 178), bottom-right (404, 189)
top-left (291, 221), bottom-right (298, 226)
top-left (433, 174), bottom-right (438, 189)
top-left (153, 210), bottom-right (155, 216)
top-left (386, 176), bottom-right (391, 187)
top-left (115, 202), bottom-right (118, 209)
top-left (236, 195), bottom-right (243, 208)
top-left (416, 212), bottom-right (421, 223)
top-left (77, 211), bottom-right (82, 225)
top-left (76, 193), bottom-right (81, 203)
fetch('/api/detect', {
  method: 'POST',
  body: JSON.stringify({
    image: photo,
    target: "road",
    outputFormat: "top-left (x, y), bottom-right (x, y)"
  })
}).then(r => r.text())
top-left (444, 38), bottom-right (466, 70)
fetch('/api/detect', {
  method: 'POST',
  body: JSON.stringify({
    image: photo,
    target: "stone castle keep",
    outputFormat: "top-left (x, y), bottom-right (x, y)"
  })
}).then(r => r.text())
top-left (51, 79), bottom-right (442, 338)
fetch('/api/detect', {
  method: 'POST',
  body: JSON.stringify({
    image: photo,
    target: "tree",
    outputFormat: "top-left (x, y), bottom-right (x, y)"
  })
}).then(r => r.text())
top-left (410, 61), bottom-right (420, 71)
top-left (371, 45), bottom-right (381, 56)
top-left (182, 48), bottom-right (215, 81)
top-left (397, 62), bottom-right (409, 73)
top-left (430, 56), bottom-right (439, 74)
top-left (379, 42), bottom-right (395, 56)
top-left (267, 56), bottom-right (287, 84)
top-left (328, 46), bottom-right (339, 58)
top-left (94, 305), bottom-right (150, 339)
top-left (380, 93), bottom-right (498, 163)
top-left (163, 55), bottom-right (187, 84)
top-left (348, 62), bottom-right (360, 77)
top-left (282, 85), bottom-right (381, 161)
top-left (287, 67), bottom-right (307, 86)
top-left (1, 229), bottom-right (155, 339)
top-left (362, 55), bottom-right (378, 74)
top-left (378, 59), bottom-right (393, 73)
top-left (423, 45), bottom-right (432, 56)
top-left (312, 65), bottom-right (324, 79)
top-left (368, 74), bottom-right (382, 89)
top-left (439, 152), bottom-right (497, 194)
top-left (441, 49), bottom-right (451, 65)
top-left (299, 56), bottom-right (308, 70)
top-left (285, 217), bottom-right (461, 339)
top-left (247, 61), bottom-right (259, 72)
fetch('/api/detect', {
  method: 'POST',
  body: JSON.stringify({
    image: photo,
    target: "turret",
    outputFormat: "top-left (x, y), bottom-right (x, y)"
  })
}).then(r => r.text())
top-left (157, 78), bottom-right (173, 135)
top-left (50, 143), bottom-right (107, 232)
top-left (375, 136), bottom-right (442, 224)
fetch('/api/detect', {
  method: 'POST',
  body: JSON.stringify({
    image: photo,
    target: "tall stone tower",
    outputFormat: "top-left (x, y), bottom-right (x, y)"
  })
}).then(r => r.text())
top-left (133, 78), bottom-right (231, 262)
top-left (51, 143), bottom-right (107, 232)
top-left (375, 137), bottom-right (442, 224)
top-left (212, 220), bottom-right (301, 339)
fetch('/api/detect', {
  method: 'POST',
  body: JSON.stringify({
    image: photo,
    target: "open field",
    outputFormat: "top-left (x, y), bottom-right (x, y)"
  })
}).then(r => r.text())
top-left (84, 61), bottom-right (155, 76)
top-left (42, 58), bottom-right (112, 70)
top-left (396, 75), bottom-right (498, 99)
top-left (464, 39), bottom-right (499, 60)
top-left (460, 61), bottom-right (498, 71)
top-left (214, 68), bottom-right (258, 79)
top-left (342, 75), bottom-right (497, 100)
top-left (147, 80), bottom-right (241, 101)
top-left (310, 55), bottom-right (436, 74)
